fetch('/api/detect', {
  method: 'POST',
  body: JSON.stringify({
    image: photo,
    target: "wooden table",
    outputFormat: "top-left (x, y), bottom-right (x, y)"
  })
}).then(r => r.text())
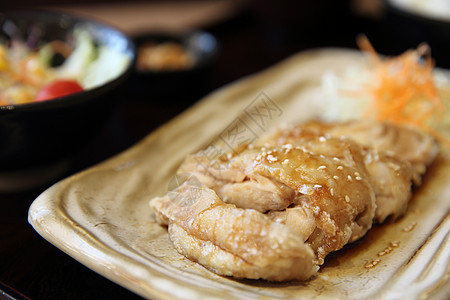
top-left (0, 1), bottom-right (443, 299)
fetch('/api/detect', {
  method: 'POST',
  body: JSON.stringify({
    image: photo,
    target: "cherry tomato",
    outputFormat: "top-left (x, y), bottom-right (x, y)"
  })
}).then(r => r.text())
top-left (34, 80), bottom-right (84, 102)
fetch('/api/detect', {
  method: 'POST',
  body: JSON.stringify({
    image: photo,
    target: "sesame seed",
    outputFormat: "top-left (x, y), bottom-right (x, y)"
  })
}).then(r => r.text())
top-left (388, 162), bottom-right (401, 171)
top-left (390, 241), bottom-right (400, 248)
top-left (365, 259), bottom-right (381, 269)
top-left (345, 195), bottom-right (350, 202)
top-left (282, 159), bottom-right (289, 165)
top-left (378, 247), bottom-right (393, 256)
top-left (333, 157), bottom-right (340, 161)
top-left (354, 172), bottom-right (360, 177)
top-left (267, 155), bottom-right (277, 162)
top-left (317, 165), bottom-right (327, 170)
top-left (333, 175), bottom-right (339, 180)
top-left (330, 188), bottom-right (335, 196)
top-left (319, 136), bottom-right (326, 142)
top-left (314, 184), bottom-right (322, 188)
top-left (337, 166), bottom-right (344, 170)
top-left (296, 146), bottom-right (307, 153)
top-left (402, 222), bottom-right (417, 232)
top-left (347, 175), bottom-right (352, 181)
top-left (355, 176), bottom-right (362, 181)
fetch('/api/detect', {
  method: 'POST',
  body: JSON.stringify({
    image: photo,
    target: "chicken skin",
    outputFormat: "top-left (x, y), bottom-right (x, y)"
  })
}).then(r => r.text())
top-left (293, 120), bottom-right (439, 182)
top-left (150, 120), bottom-right (437, 281)
top-left (258, 120), bottom-right (438, 222)
top-left (151, 182), bottom-right (317, 281)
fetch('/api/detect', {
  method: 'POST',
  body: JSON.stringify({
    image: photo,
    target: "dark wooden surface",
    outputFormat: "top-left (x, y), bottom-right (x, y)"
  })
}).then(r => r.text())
top-left (0, 1), bottom-right (447, 299)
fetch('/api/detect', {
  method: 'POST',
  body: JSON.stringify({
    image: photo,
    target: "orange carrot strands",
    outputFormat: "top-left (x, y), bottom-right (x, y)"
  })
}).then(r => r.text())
top-left (357, 34), bottom-right (381, 65)
top-left (356, 35), bottom-right (449, 147)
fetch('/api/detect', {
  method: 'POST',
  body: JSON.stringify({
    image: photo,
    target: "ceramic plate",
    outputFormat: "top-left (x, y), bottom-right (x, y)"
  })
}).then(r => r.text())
top-left (29, 49), bottom-right (450, 300)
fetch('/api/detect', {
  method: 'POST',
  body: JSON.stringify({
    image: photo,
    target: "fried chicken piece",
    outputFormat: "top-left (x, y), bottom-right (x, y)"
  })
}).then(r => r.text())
top-left (258, 120), bottom-right (433, 222)
top-left (217, 175), bottom-right (295, 212)
top-left (361, 148), bottom-right (415, 221)
top-left (174, 138), bottom-right (376, 264)
top-left (150, 120), bottom-right (437, 281)
top-left (230, 144), bottom-right (376, 263)
top-left (178, 154), bottom-right (296, 212)
top-left (150, 183), bottom-right (317, 281)
top-left (297, 120), bottom-right (439, 180)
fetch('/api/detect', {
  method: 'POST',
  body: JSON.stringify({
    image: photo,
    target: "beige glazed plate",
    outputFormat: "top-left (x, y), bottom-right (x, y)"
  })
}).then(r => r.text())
top-left (29, 49), bottom-right (450, 300)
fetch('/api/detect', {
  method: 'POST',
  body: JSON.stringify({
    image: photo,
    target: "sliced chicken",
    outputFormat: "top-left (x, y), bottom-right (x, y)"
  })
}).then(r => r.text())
top-left (150, 182), bottom-right (317, 281)
top-left (150, 119), bottom-right (438, 281)
top-left (257, 120), bottom-right (436, 222)
top-left (178, 153), bottom-right (296, 213)
top-left (295, 120), bottom-right (439, 180)
top-left (156, 136), bottom-right (376, 265)
top-left (226, 143), bottom-right (376, 263)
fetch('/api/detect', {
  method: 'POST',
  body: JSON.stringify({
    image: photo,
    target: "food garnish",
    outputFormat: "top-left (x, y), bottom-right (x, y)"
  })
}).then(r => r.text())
top-left (356, 35), bottom-right (449, 147)
top-left (0, 26), bottom-right (130, 105)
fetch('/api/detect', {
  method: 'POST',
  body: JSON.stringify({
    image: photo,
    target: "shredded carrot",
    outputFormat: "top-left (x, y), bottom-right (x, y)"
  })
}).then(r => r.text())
top-left (356, 35), bottom-right (448, 146)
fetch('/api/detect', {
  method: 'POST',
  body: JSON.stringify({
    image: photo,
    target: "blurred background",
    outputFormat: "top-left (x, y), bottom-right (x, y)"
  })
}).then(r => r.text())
top-left (1, 0), bottom-right (450, 299)
top-left (2, 0), bottom-right (449, 171)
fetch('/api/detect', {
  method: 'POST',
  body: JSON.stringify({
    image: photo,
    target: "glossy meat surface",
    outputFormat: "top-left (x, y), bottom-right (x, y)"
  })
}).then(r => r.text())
top-left (258, 120), bottom-right (437, 222)
top-left (151, 183), bottom-right (317, 281)
top-left (150, 120), bottom-right (437, 281)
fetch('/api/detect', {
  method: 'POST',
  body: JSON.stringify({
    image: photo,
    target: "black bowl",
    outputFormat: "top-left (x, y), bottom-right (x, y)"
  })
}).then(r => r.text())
top-left (0, 10), bottom-right (135, 171)
top-left (130, 31), bottom-right (218, 104)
